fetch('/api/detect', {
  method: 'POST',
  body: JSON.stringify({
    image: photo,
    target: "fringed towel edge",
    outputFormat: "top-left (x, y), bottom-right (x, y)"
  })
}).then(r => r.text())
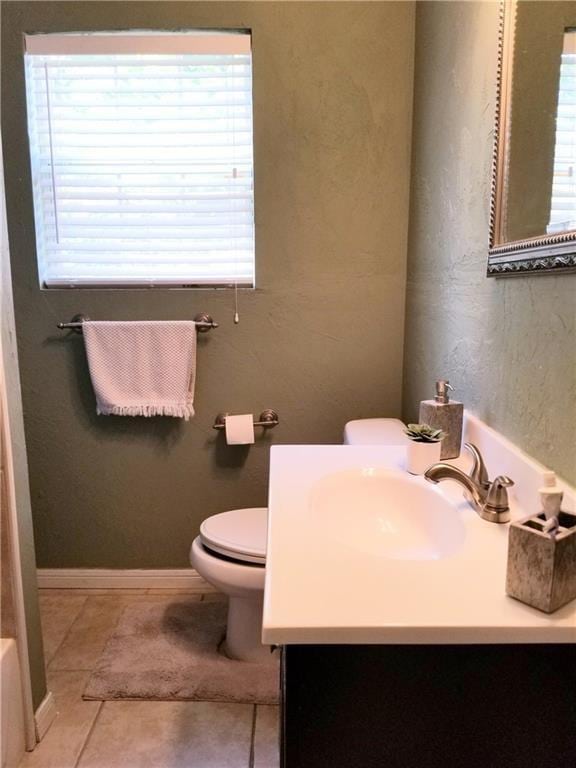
top-left (96, 403), bottom-right (195, 420)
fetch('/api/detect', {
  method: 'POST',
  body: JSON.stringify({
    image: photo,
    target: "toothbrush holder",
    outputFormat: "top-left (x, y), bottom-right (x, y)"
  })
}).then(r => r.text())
top-left (506, 511), bottom-right (576, 613)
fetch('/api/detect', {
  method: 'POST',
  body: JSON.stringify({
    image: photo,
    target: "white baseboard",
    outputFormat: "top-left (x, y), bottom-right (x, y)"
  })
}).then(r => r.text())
top-left (37, 568), bottom-right (208, 590)
top-left (35, 691), bottom-right (57, 742)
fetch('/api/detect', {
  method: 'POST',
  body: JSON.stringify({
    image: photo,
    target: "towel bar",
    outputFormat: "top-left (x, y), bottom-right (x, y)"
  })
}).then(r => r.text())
top-left (57, 313), bottom-right (218, 334)
top-left (213, 410), bottom-right (280, 430)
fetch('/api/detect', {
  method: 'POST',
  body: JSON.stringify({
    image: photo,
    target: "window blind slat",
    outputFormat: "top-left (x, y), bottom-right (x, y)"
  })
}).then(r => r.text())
top-left (36, 125), bottom-right (253, 134)
top-left (25, 35), bottom-right (255, 288)
top-left (43, 183), bottom-right (254, 192)
top-left (57, 204), bottom-right (253, 215)
top-left (34, 108), bottom-right (252, 119)
top-left (48, 255), bottom-right (254, 266)
top-left (27, 57), bottom-right (250, 69)
top-left (43, 239), bottom-right (254, 250)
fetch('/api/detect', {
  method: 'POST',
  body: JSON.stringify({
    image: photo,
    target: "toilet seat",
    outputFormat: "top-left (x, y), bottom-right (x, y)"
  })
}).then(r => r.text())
top-left (199, 507), bottom-right (267, 565)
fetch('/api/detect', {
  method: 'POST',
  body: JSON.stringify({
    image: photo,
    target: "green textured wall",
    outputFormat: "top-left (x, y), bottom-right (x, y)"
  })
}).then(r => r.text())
top-left (403, 1), bottom-right (576, 485)
top-left (2, 2), bottom-right (415, 567)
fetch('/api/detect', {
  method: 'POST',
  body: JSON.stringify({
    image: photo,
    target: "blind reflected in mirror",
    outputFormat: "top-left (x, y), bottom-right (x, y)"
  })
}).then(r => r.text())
top-left (488, 0), bottom-right (576, 276)
top-left (548, 29), bottom-right (576, 235)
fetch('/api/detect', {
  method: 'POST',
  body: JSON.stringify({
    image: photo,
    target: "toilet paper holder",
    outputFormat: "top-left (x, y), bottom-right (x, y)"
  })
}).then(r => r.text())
top-left (213, 409), bottom-right (279, 430)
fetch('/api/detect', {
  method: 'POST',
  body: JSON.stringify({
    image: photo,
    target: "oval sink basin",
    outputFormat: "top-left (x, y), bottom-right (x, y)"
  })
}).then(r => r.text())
top-left (309, 468), bottom-right (465, 561)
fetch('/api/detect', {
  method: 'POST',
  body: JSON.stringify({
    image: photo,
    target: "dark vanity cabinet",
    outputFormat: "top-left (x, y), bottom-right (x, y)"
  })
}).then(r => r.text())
top-left (280, 644), bottom-right (576, 768)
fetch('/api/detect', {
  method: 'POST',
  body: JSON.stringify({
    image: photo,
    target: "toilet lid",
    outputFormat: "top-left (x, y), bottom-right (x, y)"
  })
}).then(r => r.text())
top-left (343, 418), bottom-right (407, 445)
top-left (199, 507), bottom-right (268, 565)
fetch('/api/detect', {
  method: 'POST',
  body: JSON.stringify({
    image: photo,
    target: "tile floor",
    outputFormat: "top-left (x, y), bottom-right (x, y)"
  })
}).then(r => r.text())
top-left (20, 588), bottom-right (280, 768)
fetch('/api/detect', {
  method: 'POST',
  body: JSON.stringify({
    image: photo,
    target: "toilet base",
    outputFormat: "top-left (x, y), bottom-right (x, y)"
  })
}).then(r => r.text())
top-left (190, 535), bottom-right (274, 665)
top-left (223, 595), bottom-right (276, 665)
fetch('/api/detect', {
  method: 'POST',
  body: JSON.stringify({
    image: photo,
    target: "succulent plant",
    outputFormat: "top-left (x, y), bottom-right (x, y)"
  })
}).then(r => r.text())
top-left (404, 423), bottom-right (446, 443)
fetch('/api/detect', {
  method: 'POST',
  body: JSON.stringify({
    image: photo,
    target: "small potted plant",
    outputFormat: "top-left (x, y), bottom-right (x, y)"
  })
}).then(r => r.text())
top-left (404, 423), bottom-right (446, 475)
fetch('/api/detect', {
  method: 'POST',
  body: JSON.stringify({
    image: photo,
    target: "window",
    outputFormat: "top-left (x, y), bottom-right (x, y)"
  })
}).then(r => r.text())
top-left (24, 32), bottom-right (254, 288)
top-left (548, 30), bottom-right (576, 235)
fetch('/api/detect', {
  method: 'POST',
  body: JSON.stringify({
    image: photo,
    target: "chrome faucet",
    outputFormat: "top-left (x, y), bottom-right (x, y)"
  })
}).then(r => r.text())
top-left (424, 443), bottom-right (514, 524)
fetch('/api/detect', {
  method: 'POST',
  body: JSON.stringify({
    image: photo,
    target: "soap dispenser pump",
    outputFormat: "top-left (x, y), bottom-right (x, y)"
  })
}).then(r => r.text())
top-left (418, 379), bottom-right (463, 460)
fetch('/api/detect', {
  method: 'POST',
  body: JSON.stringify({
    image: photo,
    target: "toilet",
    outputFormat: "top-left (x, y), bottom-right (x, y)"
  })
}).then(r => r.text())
top-left (190, 507), bottom-right (269, 663)
top-left (343, 418), bottom-right (406, 445)
top-left (190, 418), bottom-right (406, 663)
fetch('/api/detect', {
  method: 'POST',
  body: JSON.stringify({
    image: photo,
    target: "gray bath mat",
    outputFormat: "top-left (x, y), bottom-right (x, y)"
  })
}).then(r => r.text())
top-left (83, 600), bottom-right (279, 705)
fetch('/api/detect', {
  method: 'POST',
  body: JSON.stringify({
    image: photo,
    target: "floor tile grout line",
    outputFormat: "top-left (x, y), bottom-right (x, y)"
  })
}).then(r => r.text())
top-left (46, 594), bottom-right (129, 673)
top-left (46, 594), bottom-right (117, 673)
top-left (44, 595), bottom-right (89, 668)
top-left (249, 704), bottom-right (257, 768)
top-left (73, 700), bottom-right (104, 768)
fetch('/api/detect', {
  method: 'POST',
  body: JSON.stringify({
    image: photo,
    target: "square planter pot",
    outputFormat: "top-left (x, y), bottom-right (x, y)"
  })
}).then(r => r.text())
top-left (406, 440), bottom-right (442, 475)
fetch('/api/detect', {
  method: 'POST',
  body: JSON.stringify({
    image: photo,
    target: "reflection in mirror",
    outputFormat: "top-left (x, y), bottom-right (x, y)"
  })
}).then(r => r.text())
top-left (488, 1), bottom-right (576, 276)
top-left (548, 30), bottom-right (576, 235)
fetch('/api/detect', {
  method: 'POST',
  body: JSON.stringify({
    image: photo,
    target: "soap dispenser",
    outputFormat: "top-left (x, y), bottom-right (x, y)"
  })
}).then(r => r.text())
top-left (418, 380), bottom-right (463, 460)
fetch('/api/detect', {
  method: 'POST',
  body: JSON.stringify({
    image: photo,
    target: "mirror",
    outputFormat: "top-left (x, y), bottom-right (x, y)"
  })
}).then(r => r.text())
top-left (488, 0), bottom-right (576, 275)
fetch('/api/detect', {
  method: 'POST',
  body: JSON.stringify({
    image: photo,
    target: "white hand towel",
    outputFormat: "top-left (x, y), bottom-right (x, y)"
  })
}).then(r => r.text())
top-left (83, 321), bottom-right (197, 419)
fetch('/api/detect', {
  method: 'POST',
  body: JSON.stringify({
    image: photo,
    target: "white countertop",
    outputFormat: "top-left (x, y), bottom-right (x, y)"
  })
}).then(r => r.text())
top-left (262, 445), bottom-right (576, 645)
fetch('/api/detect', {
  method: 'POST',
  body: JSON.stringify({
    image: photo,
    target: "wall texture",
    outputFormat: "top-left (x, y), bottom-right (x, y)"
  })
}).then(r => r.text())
top-left (2, 2), bottom-right (415, 567)
top-left (403, 1), bottom-right (576, 485)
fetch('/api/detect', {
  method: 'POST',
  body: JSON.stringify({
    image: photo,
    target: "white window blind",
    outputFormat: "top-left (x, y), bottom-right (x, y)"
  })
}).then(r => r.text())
top-left (24, 32), bottom-right (255, 288)
top-left (548, 33), bottom-right (576, 235)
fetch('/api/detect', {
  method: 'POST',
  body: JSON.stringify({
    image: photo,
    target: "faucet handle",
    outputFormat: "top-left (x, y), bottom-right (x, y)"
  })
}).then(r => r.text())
top-left (485, 475), bottom-right (514, 513)
top-left (464, 443), bottom-right (489, 488)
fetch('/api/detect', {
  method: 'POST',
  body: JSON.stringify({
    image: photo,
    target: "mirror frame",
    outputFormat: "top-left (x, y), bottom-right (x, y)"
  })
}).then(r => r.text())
top-left (488, 0), bottom-right (576, 276)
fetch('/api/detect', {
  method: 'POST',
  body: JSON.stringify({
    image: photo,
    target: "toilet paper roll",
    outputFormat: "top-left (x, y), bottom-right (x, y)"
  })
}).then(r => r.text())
top-left (225, 414), bottom-right (255, 445)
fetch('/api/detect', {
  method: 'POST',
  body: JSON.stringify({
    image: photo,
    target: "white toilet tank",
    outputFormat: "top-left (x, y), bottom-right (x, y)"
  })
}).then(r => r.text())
top-left (343, 418), bottom-right (406, 445)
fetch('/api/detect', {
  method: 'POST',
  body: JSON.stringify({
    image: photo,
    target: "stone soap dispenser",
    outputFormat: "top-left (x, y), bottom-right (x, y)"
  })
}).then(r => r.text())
top-left (418, 380), bottom-right (463, 459)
